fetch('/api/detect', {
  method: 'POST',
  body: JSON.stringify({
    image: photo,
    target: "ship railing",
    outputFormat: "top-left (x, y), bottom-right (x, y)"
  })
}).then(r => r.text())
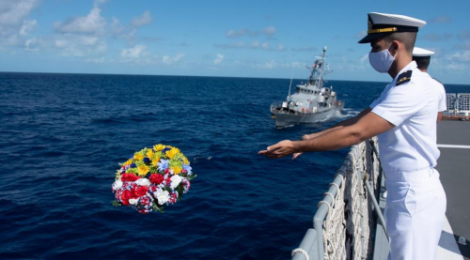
top-left (444, 93), bottom-right (470, 116)
top-left (292, 137), bottom-right (386, 260)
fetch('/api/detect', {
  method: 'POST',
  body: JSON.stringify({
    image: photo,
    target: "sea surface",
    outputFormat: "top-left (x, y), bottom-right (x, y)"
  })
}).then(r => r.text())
top-left (0, 72), bottom-right (468, 260)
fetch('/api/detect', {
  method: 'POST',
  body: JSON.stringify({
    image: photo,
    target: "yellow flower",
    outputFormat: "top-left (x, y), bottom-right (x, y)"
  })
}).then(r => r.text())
top-left (123, 159), bottom-right (133, 166)
top-left (183, 157), bottom-right (189, 165)
top-left (137, 165), bottom-right (150, 176)
top-left (172, 166), bottom-right (182, 174)
top-left (151, 156), bottom-right (160, 166)
top-left (154, 144), bottom-right (166, 151)
top-left (166, 147), bottom-right (180, 159)
top-left (134, 153), bottom-right (144, 161)
top-left (146, 149), bottom-right (154, 159)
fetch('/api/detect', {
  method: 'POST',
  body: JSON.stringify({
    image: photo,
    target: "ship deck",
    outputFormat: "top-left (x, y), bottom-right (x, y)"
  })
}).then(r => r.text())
top-left (374, 120), bottom-right (470, 260)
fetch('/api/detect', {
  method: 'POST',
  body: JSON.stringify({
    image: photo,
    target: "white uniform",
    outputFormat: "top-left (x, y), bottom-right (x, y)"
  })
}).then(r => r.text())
top-left (370, 61), bottom-right (447, 260)
top-left (427, 74), bottom-right (447, 112)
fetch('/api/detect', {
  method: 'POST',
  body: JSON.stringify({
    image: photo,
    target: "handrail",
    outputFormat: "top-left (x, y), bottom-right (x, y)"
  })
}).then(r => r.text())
top-left (292, 137), bottom-right (384, 260)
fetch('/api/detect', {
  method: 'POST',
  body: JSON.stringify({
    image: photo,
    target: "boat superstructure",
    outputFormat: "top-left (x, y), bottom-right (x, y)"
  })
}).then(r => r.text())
top-left (270, 46), bottom-right (344, 128)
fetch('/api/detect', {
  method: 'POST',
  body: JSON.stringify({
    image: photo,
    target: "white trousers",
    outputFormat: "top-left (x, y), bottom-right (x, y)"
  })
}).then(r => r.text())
top-left (385, 168), bottom-right (447, 260)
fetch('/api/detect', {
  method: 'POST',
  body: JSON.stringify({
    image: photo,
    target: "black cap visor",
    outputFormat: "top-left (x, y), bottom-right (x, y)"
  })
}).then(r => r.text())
top-left (358, 32), bottom-right (392, 44)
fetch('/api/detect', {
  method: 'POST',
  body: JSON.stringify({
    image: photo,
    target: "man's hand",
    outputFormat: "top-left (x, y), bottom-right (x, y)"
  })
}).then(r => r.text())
top-left (258, 140), bottom-right (297, 159)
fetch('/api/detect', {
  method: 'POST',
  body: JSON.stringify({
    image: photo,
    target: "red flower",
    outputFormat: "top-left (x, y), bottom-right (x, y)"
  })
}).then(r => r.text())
top-left (149, 174), bottom-right (164, 184)
top-left (135, 186), bottom-right (149, 197)
top-left (121, 173), bottom-right (140, 182)
top-left (121, 190), bottom-right (136, 205)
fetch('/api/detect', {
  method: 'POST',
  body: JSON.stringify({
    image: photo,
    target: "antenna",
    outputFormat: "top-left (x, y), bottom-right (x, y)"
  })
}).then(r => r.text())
top-left (287, 66), bottom-right (294, 101)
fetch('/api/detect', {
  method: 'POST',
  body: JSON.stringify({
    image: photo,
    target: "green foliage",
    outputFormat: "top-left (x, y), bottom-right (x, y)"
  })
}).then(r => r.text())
top-left (152, 200), bottom-right (165, 213)
top-left (127, 168), bottom-right (138, 174)
top-left (149, 166), bottom-right (159, 174)
top-left (112, 200), bottom-right (122, 207)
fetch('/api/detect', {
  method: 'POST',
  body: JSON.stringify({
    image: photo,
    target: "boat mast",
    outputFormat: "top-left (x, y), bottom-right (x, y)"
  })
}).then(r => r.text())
top-left (317, 46), bottom-right (327, 89)
top-left (287, 67), bottom-right (294, 101)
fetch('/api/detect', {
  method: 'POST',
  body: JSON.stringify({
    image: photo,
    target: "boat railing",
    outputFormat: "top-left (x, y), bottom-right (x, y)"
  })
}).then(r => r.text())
top-left (444, 93), bottom-right (470, 117)
top-left (292, 137), bottom-right (385, 260)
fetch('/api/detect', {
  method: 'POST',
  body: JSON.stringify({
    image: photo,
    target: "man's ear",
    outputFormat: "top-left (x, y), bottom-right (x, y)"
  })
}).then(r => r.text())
top-left (389, 40), bottom-right (400, 56)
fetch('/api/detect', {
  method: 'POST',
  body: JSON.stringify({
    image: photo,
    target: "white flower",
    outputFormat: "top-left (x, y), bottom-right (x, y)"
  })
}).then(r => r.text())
top-left (155, 189), bottom-right (169, 205)
top-left (112, 180), bottom-right (123, 191)
top-left (128, 198), bottom-right (139, 205)
top-left (135, 178), bottom-right (151, 186)
top-left (170, 175), bottom-right (183, 189)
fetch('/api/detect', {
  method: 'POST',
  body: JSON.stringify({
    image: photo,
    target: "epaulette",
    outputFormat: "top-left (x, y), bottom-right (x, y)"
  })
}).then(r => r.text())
top-left (396, 70), bottom-right (412, 86)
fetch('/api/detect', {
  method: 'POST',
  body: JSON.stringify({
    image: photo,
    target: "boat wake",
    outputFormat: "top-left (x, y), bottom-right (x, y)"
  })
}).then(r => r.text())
top-left (334, 108), bottom-right (360, 120)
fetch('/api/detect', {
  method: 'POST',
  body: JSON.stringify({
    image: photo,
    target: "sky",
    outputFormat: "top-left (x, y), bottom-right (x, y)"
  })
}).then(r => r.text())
top-left (0, 0), bottom-right (469, 84)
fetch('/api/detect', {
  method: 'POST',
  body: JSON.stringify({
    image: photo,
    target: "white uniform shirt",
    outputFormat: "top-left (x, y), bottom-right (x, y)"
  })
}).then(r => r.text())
top-left (423, 73), bottom-right (447, 112)
top-left (370, 61), bottom-right (440, 174)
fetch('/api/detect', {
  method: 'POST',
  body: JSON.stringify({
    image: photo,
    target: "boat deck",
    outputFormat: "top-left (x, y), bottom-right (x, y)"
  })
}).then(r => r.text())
top-left (374, 120), bottom-right (470, 260)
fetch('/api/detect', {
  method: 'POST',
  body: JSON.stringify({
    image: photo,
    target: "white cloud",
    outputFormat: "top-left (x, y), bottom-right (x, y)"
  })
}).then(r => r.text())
top-left (131, 11), bottom-right (153, 27)
top-left (121, 45), bottom-right (146, 59)
top-left (264, 60), bottom-right (277, 69)
top-left (25, 37), bottom-right (39, 52)
top-left (250, 41), bottom-right (259, 49)
top-left (55, 5), bottom-right (106, 34)
top-left (162, 53), bottom-right (185, 64)
top-left (448, 51), bottom-right (470, 62)
top-left (291, 46), bottom-right (317, 52)
top-left (111, 17), bottom-right (125, 34)
top-left (277, 44), bottom-right (285, 51)
top-left (94, 0), bottom-right (107, 6)
top-left (225, 26), bottom-right (277, 38)
top-left (53, 34), bottom-right (107, 57)
top-left (0, 0), bottom-right (39, 47)
top-left (214, 54), bottom-right (224, 64)
top-left (0, 0), bottom-right (38, 27)
top-left (214, 41), bottom-right (245, 49)
top-left (262, 42), bottom-right (269, 50)
top-left (360, 54), bottom-right (368, 63)
top-left (429, 16), bottom-right (452, 24)
top-left (226, 29), bottom-right (247, 38)
top-left (253, 60), bottom-right (278, 69)
top-left (85, 57), bottom-right (105, 63)
top-left (290, 62), bottom-right (303, 69)
top-left (263, 26), bottom-right (276, 35)
top-left (19, 19), bottom-right (37, 36)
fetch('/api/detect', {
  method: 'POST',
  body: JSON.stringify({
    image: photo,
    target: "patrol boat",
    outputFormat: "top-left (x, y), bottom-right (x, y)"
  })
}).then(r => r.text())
top-left (270, 46), bottom-right (345, 128)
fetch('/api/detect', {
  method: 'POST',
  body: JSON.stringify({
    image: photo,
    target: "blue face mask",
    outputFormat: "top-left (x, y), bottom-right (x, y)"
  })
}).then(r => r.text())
top-left (368, 46), bottom-right (396, 73)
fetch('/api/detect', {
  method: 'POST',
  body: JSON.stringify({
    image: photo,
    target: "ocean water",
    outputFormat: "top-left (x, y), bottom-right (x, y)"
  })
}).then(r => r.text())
top-left (0, 72), bottom-right (468, 260)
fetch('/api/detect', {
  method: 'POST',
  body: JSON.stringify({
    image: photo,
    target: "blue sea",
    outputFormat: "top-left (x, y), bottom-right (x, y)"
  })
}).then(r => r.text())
top-left (0, 72), bottom-right (468, 260)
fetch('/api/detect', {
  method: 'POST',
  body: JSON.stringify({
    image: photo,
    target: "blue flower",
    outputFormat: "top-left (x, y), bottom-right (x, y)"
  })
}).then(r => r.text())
top-left (143, 158), bottom-right (150, 164)
top-left (183, 164), bottom-right (192, 175)
top-left (158, 159), bottom-right (170, 172)
top-left (162, 147), bottom-right (171, 153)
top-left (130, 163), bottom-right (136, 168)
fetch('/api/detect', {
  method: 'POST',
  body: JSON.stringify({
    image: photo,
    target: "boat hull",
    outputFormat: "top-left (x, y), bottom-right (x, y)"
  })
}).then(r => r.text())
top-left (272, 104), bottom-right (344, 128)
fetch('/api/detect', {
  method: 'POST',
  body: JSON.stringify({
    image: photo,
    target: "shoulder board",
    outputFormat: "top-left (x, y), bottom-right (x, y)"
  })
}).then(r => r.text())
top-left (396, 70), bottom-right (412, 86)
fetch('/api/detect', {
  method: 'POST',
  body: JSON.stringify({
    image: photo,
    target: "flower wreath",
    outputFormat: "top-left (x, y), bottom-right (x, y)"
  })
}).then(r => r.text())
top-left (112, 144), bottom-right (195, 214)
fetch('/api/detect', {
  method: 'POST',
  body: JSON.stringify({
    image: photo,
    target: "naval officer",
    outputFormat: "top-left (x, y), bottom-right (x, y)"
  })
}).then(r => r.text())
top-left (259, 12), bottom-right (446, 260)
top-left (413, 47), bottom-right (447, 122)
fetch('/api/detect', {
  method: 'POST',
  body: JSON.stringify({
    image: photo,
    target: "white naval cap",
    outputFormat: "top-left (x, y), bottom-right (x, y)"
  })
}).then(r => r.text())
top-left (412, 47), bottom-right (435, 57)
top-left (359, 12), bottom-right (426, 44)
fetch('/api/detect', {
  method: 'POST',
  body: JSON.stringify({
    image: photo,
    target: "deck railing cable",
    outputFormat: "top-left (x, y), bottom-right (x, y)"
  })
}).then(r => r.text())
top-left (292, 137), bottom-right (385, 260)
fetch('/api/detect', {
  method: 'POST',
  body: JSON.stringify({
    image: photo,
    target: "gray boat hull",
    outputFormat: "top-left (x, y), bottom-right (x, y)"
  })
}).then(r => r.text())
top-left (272, 105), bottom-right (344, 128)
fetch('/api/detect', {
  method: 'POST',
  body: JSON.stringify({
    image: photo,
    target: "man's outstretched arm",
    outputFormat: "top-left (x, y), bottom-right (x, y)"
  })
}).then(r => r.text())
top-left (302, 107), bottom-right (372, 140)
top-left (259, 111), bottom-right (393, 158)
